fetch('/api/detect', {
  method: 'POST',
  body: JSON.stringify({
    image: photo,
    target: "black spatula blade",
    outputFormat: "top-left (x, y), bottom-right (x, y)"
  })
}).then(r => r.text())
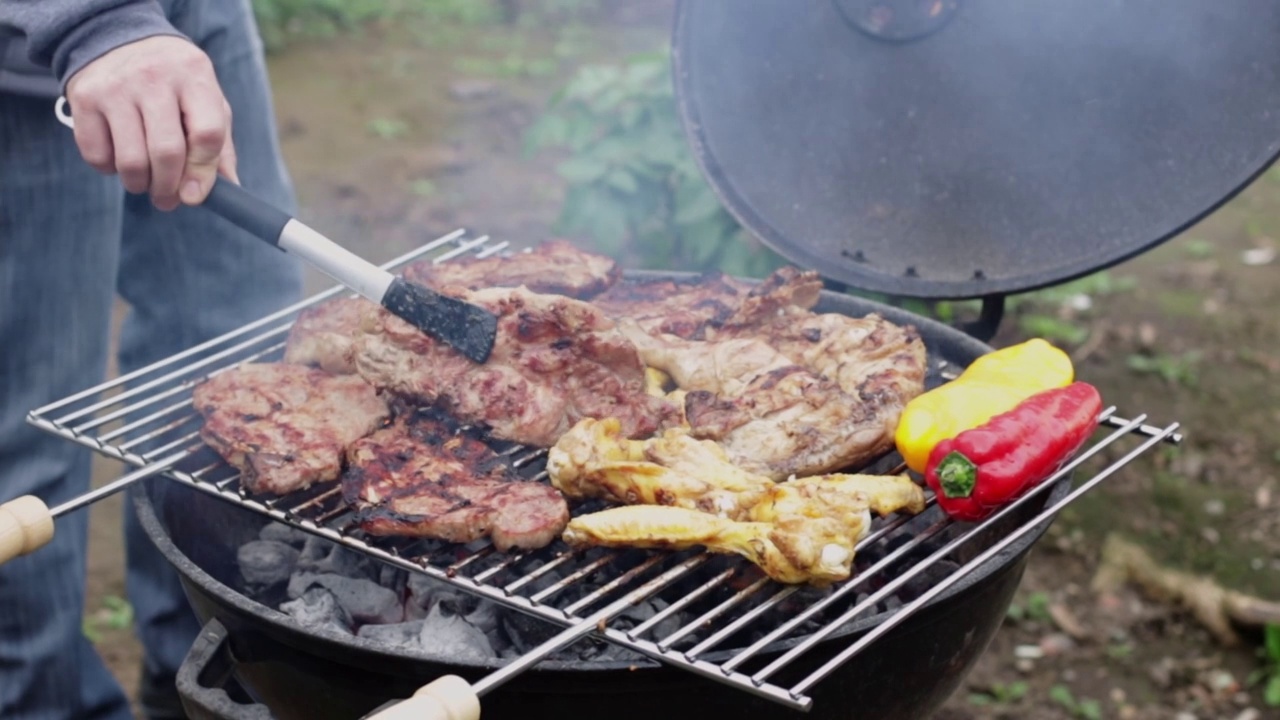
top-left (382, 278), bottom-right (498, 364)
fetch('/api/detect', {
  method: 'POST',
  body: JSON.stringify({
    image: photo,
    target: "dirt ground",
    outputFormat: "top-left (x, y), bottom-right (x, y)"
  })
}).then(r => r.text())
top-left (81, 4), bottom-right (1279, 718)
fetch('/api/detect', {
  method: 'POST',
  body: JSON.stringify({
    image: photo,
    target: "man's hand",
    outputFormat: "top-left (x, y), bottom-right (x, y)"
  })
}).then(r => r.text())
top-left (64, 35), bottom-right (238, 211)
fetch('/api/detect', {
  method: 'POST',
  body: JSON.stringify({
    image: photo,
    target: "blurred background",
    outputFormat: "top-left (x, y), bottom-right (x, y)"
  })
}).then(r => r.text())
top-left (84, 2), bottom-right (1279, 718)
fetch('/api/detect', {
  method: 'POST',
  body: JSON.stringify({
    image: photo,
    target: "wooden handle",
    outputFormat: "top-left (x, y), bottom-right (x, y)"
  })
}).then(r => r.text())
top-left (363, 676), bottom-right (480, 720)
top-left (0, 496), bottom-right (55, 564)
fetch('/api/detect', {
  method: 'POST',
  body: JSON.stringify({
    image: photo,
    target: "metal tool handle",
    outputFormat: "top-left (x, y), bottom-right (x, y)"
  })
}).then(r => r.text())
top-left (0, 496), bottom-right (55, 565)
top-left (361, 677), bottom-right (480, 720)
top-left (53, 96), bottom-right (396, 305)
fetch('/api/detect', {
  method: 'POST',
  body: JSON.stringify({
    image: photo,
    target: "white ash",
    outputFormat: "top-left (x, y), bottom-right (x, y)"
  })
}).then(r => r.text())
top-left (239, 525), bottom-right (926, 666)
top-left (258, 522), bottom-right (310, 546)
top-left (288, 573), bottom-right (404, 625)
top-left (237, 540), bottom-right (299, 588)
top-left (281, 587), bottom-right (353, 635)
top-left (404, 573), bottom-right (469, 621)
top-left (297, 536), bottom-right (376, 580)
top-left (356, 620), bottom-right (424, 652)
top-left (417, 601), bottom-right (496, 662)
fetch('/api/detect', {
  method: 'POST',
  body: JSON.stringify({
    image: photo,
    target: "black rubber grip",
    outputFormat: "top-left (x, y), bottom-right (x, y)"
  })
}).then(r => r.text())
top-left (202, 177), bottom-right (292, 246)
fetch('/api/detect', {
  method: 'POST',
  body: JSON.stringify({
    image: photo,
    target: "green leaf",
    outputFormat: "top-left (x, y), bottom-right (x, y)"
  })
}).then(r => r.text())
top-left (1265, 623), bottom-right (1280, 661)
top-left (1078, 699), bottom-right (1103, 720)
top-left (673, 181), bottom-right (724, 226)
top-left (1266, 674), bottom-right (1280, 707)
top-left (967, 694), bottom-right (993, 706)
top-left (557, 156), bottom-right (610, 184)
top-left (605, 169), bottom-right (638, 194)
top-left (1048, 685), bottom-right (1076, 709)
top-left (82, 618), bottom-right (101, 644)
top-left (1018, 314), bottom-right (1088, 345)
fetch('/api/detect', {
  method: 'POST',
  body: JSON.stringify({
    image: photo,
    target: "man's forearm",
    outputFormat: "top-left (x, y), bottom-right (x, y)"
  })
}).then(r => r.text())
top-left (0, 0), bottom-right (183, 88)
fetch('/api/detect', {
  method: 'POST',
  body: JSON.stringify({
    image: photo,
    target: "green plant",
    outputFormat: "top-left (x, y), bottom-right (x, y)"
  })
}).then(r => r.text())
top-left (367, 117), bottom-right (409, 139)
top-left (524, 51), bottom-right (788, 277)
top-left (1183, 238), bottom-right (1214, 258)
top-left (968, 681), bottom-right (1028, 707)
top-left (1006, 591), bottom-right (1052, 624)
top-left (1126, 351), bottom-right (1202, 387)
top-left (82, 595), bottom-right (134, 643)
top-left (1018, 314), bottom-right (1089, 345)
top-left (1106, 641), bottom-right (1134, 660)
top-left (1247, 623), bottom-right (1280, 707)
top-left (1049, 685), bottom-right (1103, 720)
top-left (251, 0), bottom-right (503, 52)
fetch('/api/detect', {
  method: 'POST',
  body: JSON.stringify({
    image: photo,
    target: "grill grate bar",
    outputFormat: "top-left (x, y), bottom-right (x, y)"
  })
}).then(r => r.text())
top-left (530, 552), bottom-right (621, 604)
top-left (658, 576), bottom-right (771, 652)
top-left (24, 229), bottom-right (1183, 714)
top-left (626, 566), bottom-right (738, 641)
top-left (501, 550), bottom-right (577, 594)
top-left (719, 514), bottom-right (947, 673)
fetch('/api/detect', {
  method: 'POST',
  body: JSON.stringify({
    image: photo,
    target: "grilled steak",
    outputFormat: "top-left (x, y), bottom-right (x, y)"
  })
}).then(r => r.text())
top-left (591, 266), bottom-right (822, 339)
top-left (342, 408), bottom-right (570, 551)
top-left (618, 323), bottom-right (911, 479)
top-left (402, 239), bottom-right (621, 299)
top-left (708, 309), bottom-right (928, 436)
top-left (283, 296), bottom-right (377, 375)
top-left (193, 363), bottom-right (391, 496)
top-left (352, 285), bottom-right (681, 447)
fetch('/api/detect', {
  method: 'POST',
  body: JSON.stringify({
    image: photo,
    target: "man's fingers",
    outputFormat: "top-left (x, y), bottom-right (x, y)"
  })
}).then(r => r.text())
top-left (103, 104), bottom-right (151, 194)
top-left (217, 100), bottom-right (239, 185)
top-left (177, 79), bottom-right (230, 205)
top-left (140, 93), bottom-right (187, 211)
top-left (70, 106), bottom-right (115, 174)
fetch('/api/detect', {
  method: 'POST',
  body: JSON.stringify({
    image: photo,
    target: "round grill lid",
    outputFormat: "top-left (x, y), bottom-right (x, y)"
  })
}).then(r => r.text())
top-left (672, 0), bottom-right (1280, 299)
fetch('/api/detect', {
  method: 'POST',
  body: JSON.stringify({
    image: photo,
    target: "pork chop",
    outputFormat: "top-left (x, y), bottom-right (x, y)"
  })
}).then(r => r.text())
top-left (283, 296), bottom-right (377, 375)
top-left (402, 239), bottom-right (620, 299)
top-left (342, 408), bottom-right (570, 551)
top-left (193, 363), bottom-right (391, 496)
top-left (591, 266), bottom-right (822, 339)
top-left (352, 285), bottom-right (681, 447)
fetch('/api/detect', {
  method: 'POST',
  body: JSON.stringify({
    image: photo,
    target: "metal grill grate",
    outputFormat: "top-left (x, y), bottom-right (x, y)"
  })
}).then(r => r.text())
top-left (27, 230), bottom-right (1182, 712)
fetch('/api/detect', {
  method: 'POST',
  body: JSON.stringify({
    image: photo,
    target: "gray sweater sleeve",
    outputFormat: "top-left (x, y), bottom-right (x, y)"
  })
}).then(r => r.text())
top-left (0, 0), bottom-right (187, 89)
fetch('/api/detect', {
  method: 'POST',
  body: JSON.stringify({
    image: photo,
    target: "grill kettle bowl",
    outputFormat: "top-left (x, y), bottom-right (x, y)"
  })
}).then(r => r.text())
top-left (130, 283), bottom-right (1068, 720)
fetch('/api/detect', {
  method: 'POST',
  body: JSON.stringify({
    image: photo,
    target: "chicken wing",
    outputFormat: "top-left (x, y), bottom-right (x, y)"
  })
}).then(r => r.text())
top-left (547, 417), bottom-right (768, 517)
top-left (562, 503), bottom-right (869, 586)
top-left (547, 417), bottom-right (925, 520)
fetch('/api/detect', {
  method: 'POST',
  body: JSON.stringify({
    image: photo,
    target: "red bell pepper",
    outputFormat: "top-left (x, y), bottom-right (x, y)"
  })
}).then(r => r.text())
top-left (923, 381), bottom-right (1103, 522)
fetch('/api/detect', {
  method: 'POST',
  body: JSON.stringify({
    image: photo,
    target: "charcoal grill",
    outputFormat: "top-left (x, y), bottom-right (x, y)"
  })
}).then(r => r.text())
top-left (18, 231), bottom-right (1180, 719)
top-left (12, 0), bottom-right (1280, 716)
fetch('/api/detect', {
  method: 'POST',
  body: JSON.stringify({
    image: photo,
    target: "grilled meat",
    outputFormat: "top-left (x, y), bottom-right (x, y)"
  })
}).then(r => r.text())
top-left (591, 267), bottom-right (822, 339)
top-left (402, 239), bottom-right (620, 299)
top-left (342, 409), bottom-right (569, 551)
top-left (548, 417), bottom-right (769, 517)
top-left (616, 323), bottom-right (900, 478)
top-left (352, 285), bottom-right (681, 448)
top-left (683, 364), bottom-right (901, 479)
top-left (617, 320), bottom-right (792, 397)
top-left (283, 296), bottom-right (377, 375)
top-left (709, 308), bottom-right (928, 408)
top-left (548, 416), bottom-right (925, 519)
top-left (564, 471), bottom-right (917, 587)
top-left (193, 363), bottom-right (391, 496)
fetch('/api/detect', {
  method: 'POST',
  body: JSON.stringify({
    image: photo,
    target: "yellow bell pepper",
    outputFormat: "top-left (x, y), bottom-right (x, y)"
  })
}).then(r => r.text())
top-left (894, 338), bottom-right (1075, 473)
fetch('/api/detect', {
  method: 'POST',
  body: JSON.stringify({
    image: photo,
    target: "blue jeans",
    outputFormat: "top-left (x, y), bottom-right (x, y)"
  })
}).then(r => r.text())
top-left (0, 1), bottom-right (303, 717)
